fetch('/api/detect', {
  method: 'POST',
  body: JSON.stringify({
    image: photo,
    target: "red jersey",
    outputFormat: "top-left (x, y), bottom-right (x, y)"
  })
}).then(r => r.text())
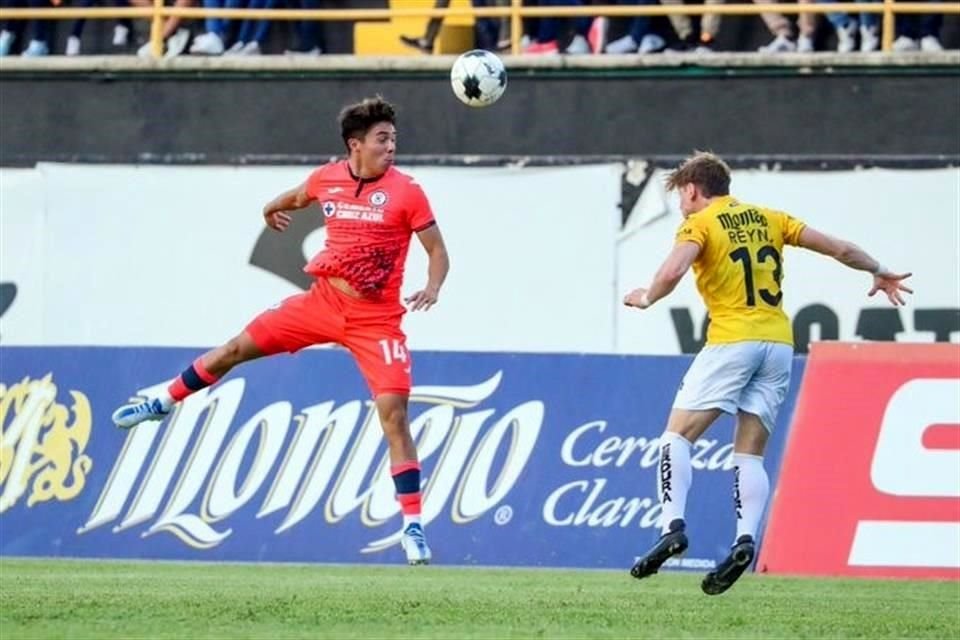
top-left (303, 161), bottom-right (436, 302)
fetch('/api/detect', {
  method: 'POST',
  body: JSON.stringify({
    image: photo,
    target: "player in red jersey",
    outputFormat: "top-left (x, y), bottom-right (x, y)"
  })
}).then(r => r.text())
top-left (112, 97), bottom-right (449, 565)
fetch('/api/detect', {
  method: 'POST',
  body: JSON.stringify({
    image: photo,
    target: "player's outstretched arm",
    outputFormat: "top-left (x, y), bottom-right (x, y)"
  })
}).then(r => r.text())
top-left (261, 180), bottom-right (313, 232)
top-left (797, 226), bottom-right (914, 306)
top-left (405, 224), bottom-right (449, 312)
top-left (623, 241), bottom-right (701, 310)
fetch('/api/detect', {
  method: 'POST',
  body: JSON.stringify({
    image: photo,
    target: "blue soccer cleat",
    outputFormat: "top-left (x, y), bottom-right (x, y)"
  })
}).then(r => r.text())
top-left (111, 397), bottom-right (172, 429)
top-left (401, 523), bottom-right (432, 566)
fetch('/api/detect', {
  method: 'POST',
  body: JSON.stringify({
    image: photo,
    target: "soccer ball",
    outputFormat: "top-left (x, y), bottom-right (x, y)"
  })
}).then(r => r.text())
top-left (450, 50), bottom-right (507, 108)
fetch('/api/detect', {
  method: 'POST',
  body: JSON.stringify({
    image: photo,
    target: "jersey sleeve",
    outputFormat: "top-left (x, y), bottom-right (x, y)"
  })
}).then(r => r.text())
top-left (304, 166), bottom-right (328, 201)
top-left (675, 214), bottom-right (708, 248)
top-left (405, 181), bottom-right (436, 232)
top-left (779, 211), bottom-right (807, 246)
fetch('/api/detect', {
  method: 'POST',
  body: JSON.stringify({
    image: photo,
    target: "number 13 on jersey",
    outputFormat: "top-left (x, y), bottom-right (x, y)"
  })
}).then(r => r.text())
top-left (729, 244), bottom-right (783, 307)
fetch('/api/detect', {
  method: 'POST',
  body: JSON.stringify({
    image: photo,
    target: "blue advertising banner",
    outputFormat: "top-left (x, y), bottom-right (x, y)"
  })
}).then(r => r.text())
top-left (0, 347), bottom-right (804, 570)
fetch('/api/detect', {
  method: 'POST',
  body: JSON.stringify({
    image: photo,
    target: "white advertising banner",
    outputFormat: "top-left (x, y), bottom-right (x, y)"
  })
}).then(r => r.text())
top-left (1, 163), bottom-right (957, 353)
top-left (0, 163), bottom-right (621, 351)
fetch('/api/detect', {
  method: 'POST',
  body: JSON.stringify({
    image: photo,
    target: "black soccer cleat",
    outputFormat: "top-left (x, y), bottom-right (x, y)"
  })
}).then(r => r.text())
top-left (701, 535), bottom-right (756, 596)
top-left (630, 519), bottom-right (689, 580)
top-left (399, 35), bottom-right (433, 54)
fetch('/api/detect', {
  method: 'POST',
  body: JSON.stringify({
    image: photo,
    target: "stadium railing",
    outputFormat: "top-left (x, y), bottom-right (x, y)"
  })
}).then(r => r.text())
top-left (0, 0), bottom-right (958, 58)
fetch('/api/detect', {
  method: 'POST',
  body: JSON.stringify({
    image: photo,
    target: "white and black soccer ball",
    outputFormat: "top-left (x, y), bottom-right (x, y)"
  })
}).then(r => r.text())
top-left (450, 49), bottom-right (507, 108)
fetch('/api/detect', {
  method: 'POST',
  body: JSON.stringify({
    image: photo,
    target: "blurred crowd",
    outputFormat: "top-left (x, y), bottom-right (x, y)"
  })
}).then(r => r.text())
top-left (0, 0), bottom-right (950, 57)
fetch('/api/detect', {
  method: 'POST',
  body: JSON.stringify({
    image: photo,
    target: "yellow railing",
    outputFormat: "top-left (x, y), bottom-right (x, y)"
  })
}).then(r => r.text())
top-left (1, 0), bottom-right (957, 58)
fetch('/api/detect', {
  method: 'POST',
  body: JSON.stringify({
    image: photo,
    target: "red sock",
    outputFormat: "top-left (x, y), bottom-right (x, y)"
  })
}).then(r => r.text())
top-left (392, 461), bottom-right (422, 520)
top-left (398, 492), bottom-right (422, 517)
top-left (167, 358), bottom-right (220, 402)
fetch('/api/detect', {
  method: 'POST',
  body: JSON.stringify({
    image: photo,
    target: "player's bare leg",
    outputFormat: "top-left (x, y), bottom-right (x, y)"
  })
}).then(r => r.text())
top-left (376, 393), bottom-right (432, 565)
top-left (631, 408), bottom-right (723, 580)
top-left (111, 331), bottom-right (265, 429)
top-left (702, 411), bottom-right (769, 595)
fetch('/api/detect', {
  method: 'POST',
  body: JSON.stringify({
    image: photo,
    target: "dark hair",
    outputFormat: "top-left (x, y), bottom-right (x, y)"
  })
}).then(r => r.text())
top-left (339, 96), bottom-right (397, 150)
top-left (665, 151), bottom-right (732, 197)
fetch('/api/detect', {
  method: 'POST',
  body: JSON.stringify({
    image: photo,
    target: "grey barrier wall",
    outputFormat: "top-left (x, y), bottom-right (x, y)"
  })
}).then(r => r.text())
top-left (1, 59), bottom-right (958, 164)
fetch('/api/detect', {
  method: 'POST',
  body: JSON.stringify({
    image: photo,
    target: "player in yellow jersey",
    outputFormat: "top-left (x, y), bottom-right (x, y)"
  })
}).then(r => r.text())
top-left (623, 152), bottom-right (913, 595)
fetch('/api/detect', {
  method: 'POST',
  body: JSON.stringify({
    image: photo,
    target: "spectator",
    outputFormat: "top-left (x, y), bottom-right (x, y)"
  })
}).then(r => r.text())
top-left (810, 0), bottom-right (879, 52)
top-left (188, 0), bottom-right (238, 54)
top-left (755, 3), bottom-right (800, 52)
top-left (661, 0), bottom-right (725, 52)
top-left (523, 0), bottom-right (599, 54)
top-left (894, 0), bottom-right (943, 51)
top-left (0, 0), bottom-right (25, 56)
top-left (224, 0), bottom-right (273, 55)
top-left (285, 0), bottom-right (329, 55)
top-left (130, 0), bottom-right (194, 57)
top-left (602, 0), bottom-right (667, 54)
top-left (65, 0), bottom-right (133, 55)
top-left (400, 0), bottom-right (503, 54)
top-left (0, 0), bottom-right (54, 56)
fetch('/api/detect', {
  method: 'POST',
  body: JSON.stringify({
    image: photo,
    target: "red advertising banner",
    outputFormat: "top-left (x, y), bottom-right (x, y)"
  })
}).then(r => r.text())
top-left (759, 342), bottom-right (960, 579)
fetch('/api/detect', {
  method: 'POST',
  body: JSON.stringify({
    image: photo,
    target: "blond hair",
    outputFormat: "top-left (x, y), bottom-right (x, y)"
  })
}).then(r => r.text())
top-left (665, 151), bottom-right (732, 197)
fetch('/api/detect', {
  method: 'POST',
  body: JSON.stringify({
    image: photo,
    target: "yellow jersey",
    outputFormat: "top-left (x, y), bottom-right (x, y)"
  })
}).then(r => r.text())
top-left (675, 196), bottom-right (806, 346)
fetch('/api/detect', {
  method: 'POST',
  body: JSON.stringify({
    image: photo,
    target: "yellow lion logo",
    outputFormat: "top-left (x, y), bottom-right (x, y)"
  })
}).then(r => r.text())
top-left (0, 374), bottom-right (93, 513)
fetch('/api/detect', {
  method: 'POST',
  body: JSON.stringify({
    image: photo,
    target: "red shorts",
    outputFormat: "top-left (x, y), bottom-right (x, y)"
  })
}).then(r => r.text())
top-left (245, 278), bottom-right (411, 397)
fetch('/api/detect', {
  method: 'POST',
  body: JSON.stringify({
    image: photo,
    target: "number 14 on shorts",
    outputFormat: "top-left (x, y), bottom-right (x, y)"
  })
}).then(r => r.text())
top-left (378, 339), bottom-right (408, 365)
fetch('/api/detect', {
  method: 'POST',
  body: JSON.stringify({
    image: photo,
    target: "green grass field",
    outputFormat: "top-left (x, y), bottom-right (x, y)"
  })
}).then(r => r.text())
top-left (1, 558), bottom-right (957, 639)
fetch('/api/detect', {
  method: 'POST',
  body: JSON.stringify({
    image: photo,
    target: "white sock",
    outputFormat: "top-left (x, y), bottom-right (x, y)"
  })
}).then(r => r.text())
top-left (403, 514), bottom-right (422, 528)
top-left (156, 391), bottom-right (175, 411)
top-left (657, 432), bottom-right (692, 534)
top-left (733, 453), bottom-right (769, 543)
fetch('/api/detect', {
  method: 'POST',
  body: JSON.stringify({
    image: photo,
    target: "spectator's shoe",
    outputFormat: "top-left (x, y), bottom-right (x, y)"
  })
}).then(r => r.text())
top-left (399, 35), bottom-right (433, 54)
top-left (758, 33), bottom-right (796, 53)
top-left (401, 523), bottom-right (432, 565)
top-left (524, 40), bottom-right (559, 54)
top-left (604, 34), bottom-right (638, 54)
top-left (797, 34), bottom-right (814, 52)
top-left (164, 28), bottom-right (191, 58)
top-left (860, 25), bottom-right (879, 51)
top-left (137, 40), bottom-right (154, 58)
top-left (702, 535), bottom-right (756, 596)
top-left (630, 519), bottom-right (688, 580)
top-left (0, 29), bottom-right (15, 57)
top-left (224, 40), bottom-right (246, 55)
top-left (190, 31), bottom-right (224, 55)
top-left (21, 39), bottom-right (49, 57)
top-left (564, 33), bottom-right (590, 54)
top-left (239, 41), bottom-right (260, 55)
top-left (284, 46), bottom-right (321, 56)
top-left (638, 33), bottom-right (666, 54)
top-left (836, 21), bottom-right (858, 52)
top-left (920, 35), bottom-right (943, 52)
top-left (893, 35), bottom-right (919, 51)
top-left (696, 33), bottom-right (716, 53)
top-left (588, 16), bottom-right (607, 53)
top-left (112, 397), bottom-right (172, 429)
top-left (65, 35), bottom-right (81, 56)
top-left (113, 24), bottom-right (130, 46)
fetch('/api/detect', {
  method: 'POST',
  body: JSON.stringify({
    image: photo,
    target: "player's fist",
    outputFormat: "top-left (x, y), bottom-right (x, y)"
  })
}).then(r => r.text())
top-left (623, 288), bottom-right (652, 309)
top-left (264, 210), bottom-right (291, 232)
